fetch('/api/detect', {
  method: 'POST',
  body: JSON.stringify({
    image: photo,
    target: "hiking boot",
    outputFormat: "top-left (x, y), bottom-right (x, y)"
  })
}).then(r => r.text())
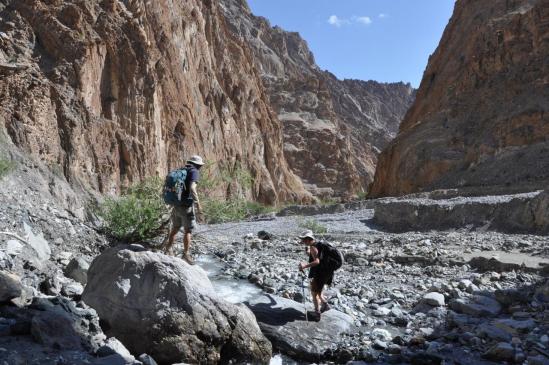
top-left (314, 310), bottom-right (322, 322)
top-left (183, 253), bottom-right (195, 265)
top-left (320, 302), bottom-right (331, 313)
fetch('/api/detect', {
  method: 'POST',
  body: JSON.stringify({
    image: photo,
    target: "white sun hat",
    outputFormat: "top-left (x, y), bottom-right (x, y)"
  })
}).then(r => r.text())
top-left (187, 155), bottom-right (205, 166)
top-left (298, 230), bottom-right (315, 240)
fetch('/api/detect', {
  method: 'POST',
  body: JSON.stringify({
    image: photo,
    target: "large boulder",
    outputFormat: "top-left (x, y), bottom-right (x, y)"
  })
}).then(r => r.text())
top-left (82, 245), bottom-right (272, 365)
top-left (246, 294), bottom-right (354, 362)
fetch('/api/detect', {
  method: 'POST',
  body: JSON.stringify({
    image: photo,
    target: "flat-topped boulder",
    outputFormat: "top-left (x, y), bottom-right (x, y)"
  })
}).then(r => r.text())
top-left (246, 294), bottom-right (354, 362)
top-left (465, 251), bottom-right (549, 273)
top-left (82, 245), bottom-right (272, 365)
top-left (373, 190), bottom-right (549, 234)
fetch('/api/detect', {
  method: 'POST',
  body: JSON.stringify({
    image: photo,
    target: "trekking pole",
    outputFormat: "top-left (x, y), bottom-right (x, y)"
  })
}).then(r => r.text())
top-left (301, 272), bottom-right (308, 323)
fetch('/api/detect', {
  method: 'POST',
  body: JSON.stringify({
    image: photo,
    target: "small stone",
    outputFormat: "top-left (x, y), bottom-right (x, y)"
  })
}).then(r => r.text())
top-left (64, 257), bottom-right (90, 285)
top-left (97, 337), bottom-right (135, 361)
top-left (476, 323), bottom-right (512, 342)
top-left (527, 355), bottom-right (549, 365)
top-left (0, 271), bottom-right (22, 303)
top-left (458, 279), bottom-right (472, 290)
top-left (373, 339), bottom-right (387, 350)
top-left (535, 281), bottom-right (549, 302)
top-left (449, 295), bottom-right (501, 317)
top-left (422, 292), bottom-right (445, 307)
top-left (5, 240), bottom-right (22, 256)
top-left (138, 354), bottom-right (158, 365)
top-left (23, 223), bottom-right (51, 262)
top-left (128, 244), bottom-right (146, 252)
top-left (493, 318), bottom-right (536, 337)
top-left (372, 328), bottom-right (392, 341)
top-left (57, 251), bottom-right (72, 261)
top-left (373, 307), bottom-right (391, 317)
top-left (250, 239), bottom-right (263, 250)
top-left (61, 281), bottom-right (84, 298)
top-left (257, 231), bottom-right (273, 240)
top-left (483, 342), bottom-right (515, 362)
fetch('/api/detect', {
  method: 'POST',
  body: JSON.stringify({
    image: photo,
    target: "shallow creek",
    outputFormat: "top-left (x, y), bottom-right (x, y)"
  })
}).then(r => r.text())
top-left (195, 255), bottom-right (300, 365)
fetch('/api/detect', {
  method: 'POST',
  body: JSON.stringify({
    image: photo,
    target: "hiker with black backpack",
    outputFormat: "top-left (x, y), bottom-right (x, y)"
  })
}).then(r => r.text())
top-left (162, 155), bottom-right (205, 264)
top-left (298, 230), bottom-right (343, 319)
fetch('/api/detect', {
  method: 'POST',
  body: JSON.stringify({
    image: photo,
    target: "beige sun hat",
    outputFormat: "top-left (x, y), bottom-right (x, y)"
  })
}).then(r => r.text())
top-left (298, 230), bottom-right (315, 240)
top-left (187, 155), bottom-right (205, 166)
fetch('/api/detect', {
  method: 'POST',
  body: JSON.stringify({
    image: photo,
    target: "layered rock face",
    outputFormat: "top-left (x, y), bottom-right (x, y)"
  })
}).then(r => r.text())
top-left (220, 0), bottom-right (415, 198)
top-left (0, 0), bottom-right (310, 204)
top-left (371, 0), bottom-right (549, 197)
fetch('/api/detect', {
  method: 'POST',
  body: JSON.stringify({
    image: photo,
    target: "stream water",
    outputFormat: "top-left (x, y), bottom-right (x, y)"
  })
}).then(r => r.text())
top-left (195, 255), bottom-right (300, 365)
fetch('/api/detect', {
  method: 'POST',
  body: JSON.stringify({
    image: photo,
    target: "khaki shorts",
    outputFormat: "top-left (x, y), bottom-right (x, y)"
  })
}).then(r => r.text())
top-left (170, 205), bottom-right (196, 232)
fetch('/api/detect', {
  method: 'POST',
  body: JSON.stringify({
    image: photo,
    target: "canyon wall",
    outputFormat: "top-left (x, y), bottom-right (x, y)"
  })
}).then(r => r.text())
top-left (371, 0), bottom-right (549, 197)
top-left (0, 0), bottom-right (311, 204)
top-left (220, 0), bottom-right (415, 198)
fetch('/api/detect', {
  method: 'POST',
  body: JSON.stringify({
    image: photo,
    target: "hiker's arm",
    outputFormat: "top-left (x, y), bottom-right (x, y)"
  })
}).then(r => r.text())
top-left (299, 247), bottom-right (320, 270)
top-left (190, 182), bottom-right (202, 212)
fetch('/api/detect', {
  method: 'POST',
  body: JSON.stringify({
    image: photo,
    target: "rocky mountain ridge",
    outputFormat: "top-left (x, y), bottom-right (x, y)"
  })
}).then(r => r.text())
top-left (0, 0), bottom-right (310, 205)
top-left (371, 0), bottom-right (549, 197)
top-left (220, 0), bottom-right (415, 198)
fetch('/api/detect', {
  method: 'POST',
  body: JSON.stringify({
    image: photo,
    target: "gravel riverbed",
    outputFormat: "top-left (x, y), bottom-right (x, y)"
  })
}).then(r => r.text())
top-left (186, 208), bottom-right (549, 364)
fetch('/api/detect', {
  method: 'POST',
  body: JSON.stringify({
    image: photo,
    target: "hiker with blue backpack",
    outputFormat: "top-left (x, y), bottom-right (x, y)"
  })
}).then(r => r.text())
top-left (298, 230), bottom-right (343, 320)
top-left (162, 155), bottom-right (205, 264)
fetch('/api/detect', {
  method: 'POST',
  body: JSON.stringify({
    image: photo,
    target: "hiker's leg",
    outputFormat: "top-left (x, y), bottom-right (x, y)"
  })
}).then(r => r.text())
top-left (308, 282), bottom-right (316, 310)
top-left (164, 226), bottom-right (179, 255)
top-left (164, 208), bottom-right (182, 255)
top-left (310, 280), bottom-right (321, 312)
top-left (182, 206), bottom-right (196, 256)
top-left (183, 228), bottom-right (192, 255)
top-left (320, 290), bottom-right (328, 304)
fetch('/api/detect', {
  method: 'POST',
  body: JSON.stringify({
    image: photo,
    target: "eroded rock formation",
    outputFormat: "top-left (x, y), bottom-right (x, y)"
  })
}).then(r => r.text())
top-left (0, 0), bottom-right (310, 204)
top-left (371, 0), bottom-right (549, 197)
top-left (83, 245), bottom-right (272, 365)
top-left (220, 0), bottom-right (415, 198)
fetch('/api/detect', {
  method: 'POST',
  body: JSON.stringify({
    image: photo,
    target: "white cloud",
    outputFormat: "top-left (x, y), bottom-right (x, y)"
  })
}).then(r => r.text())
top-left (378, 13), bottom-right (388, 19)
top-left (355, 16), bottom-right (372, 25)
top-left (328, 15), bottom-right (373, 28)
top-left (328, 15), bottom-right (348, 27)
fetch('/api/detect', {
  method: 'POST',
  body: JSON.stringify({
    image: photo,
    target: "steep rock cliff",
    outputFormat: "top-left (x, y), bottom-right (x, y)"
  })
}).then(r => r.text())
top-left (0, 0), bottom-right (310, 204)
top-left (220, 0), bottom-right (415, 198)
top-left (371, 0), bottom-right (549, 197)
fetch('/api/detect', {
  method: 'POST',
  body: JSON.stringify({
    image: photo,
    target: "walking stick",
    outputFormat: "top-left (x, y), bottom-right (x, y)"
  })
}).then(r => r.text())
top-left (301, 272), bottom-right (308, 323)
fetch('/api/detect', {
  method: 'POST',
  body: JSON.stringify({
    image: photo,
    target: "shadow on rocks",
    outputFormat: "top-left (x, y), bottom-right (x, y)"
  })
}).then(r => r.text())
top-left (246, 294), bottom-right (307, 326)
top-left (406, 278), bottom-right (549, 365)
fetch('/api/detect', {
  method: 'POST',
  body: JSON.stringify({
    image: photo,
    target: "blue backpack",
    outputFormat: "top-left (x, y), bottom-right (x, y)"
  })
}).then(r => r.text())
top-left (163, 168), bottom-right (192, 206)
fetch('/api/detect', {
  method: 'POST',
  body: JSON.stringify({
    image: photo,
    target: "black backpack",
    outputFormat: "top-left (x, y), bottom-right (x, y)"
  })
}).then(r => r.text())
top-left (317, 242), bottom-right (344, 272)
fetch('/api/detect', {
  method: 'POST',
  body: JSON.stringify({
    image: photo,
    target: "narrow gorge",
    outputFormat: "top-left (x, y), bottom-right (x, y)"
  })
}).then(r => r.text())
top-left (1, 0), bottom-right (548, 365)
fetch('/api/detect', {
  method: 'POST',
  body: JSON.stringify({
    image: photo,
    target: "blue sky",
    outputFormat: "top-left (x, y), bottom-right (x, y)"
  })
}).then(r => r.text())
top-left (247, 0), bottom-right (455, 87)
